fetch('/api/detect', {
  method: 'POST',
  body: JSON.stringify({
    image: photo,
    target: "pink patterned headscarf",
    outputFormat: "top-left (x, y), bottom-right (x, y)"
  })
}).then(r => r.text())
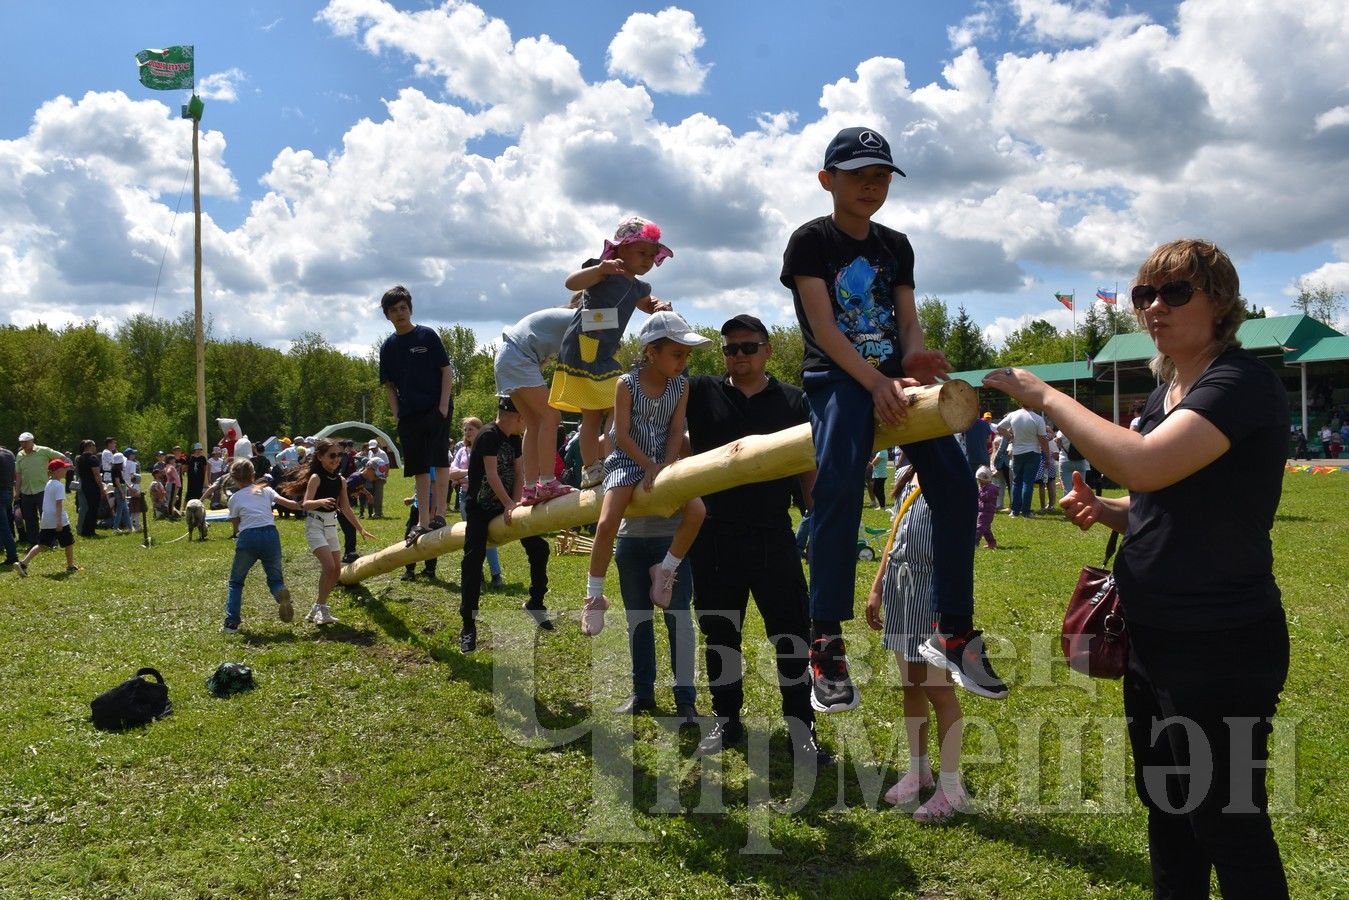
top-left (599, 216), bottom-right (673, 266)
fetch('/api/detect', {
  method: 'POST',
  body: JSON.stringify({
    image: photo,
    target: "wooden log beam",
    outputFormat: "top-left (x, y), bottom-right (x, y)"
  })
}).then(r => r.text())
top-left (339, 379), bottom-right (977, 584)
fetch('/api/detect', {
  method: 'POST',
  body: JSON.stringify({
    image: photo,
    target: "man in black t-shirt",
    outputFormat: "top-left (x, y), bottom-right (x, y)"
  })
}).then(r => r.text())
top-left (378, 285), bottom-right (454, 545)
top-left (685, 314), bottom-right (832, 769)
top-left (184, 443), bottom-right (209, 504)
top-left (459, 395), bottom-right (551, 652)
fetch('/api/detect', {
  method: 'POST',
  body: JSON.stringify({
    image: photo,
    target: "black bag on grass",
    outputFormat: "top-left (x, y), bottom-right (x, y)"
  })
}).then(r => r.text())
top-left (91, 667), bottom-right (173, 730)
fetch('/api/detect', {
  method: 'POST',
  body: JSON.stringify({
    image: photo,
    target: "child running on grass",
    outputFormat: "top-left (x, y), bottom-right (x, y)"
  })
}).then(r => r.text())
top-left (866, 470), bottom-right (973, 823)
top-left (974, 465), bottom-right (998, 549)
top-left (221, 458), bottom-right (310, 634)
top-left (549, 216), bottom-right (673, 490)
top-left (581, 312), bottom-right (708, 636)
top-left (284, 438), bottom-right (372, 626)
top-left (16, 459), bottom-right (78, 577)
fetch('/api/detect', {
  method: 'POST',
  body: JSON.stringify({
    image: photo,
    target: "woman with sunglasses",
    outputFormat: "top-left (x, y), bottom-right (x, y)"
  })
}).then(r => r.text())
top-left (283, 438), bottom-right (373, 626)
top-left (984, 239), bottom-right (1290, 898)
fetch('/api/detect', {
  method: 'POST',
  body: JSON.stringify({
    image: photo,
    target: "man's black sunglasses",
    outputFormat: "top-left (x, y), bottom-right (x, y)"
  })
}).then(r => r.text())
top-left (721, 340), bottom-right (767, 356)
top-left (1131, 280), bottom-right (1196, 311)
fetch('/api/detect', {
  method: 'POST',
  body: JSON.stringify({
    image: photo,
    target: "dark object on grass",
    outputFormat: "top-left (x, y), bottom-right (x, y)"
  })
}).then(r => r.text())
top-left (207, 662), bottom-right (255, 697)
top-left (91, 667), bottom-right (173, 730)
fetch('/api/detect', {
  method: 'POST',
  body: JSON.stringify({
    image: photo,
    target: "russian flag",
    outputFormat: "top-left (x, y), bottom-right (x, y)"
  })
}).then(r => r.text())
top-left (1095, 288), bottom-right (1117, 304)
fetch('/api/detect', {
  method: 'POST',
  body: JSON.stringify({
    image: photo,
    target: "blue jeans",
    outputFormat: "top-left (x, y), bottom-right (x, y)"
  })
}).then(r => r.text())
top-left (804, 370), bottom-right (975, 624)
top-left (0, 489), bottom-right (16, 561)
top-left (111, 490), bottom-right (132, 531)
top-left (1059, 458), bottom-right (1089, 493)
top-left (615, 535), bottom-right (696, 707)
top-left (794, 512), bottom-right (811, 557)
top-left (225, 525), bottom-right (286, 627)
top-left (1011, 451), bottom-right (1040, 516)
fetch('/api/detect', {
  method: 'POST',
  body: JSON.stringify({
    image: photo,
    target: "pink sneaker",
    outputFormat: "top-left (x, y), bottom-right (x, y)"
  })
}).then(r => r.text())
top-left (520, 484), bottom-right (539, 506)
top-left (536, 479), bottom-right (574, 502)
top-left (648, 563), bottom-right (676, 610)
top-left (883, 769), bottom-right (934, 808)
top-left (581, 595), bottom-right (609, 636)
top-left (913, 783), bottom-right (974, 824)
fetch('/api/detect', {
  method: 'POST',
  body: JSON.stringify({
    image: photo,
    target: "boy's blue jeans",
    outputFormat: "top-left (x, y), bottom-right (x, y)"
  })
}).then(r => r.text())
top-left (225, 525), bottom-right (286, 627)
top-left (804, 370), bottom-right (975, 624)
top-left (615, 535), bottom-right (696, 708)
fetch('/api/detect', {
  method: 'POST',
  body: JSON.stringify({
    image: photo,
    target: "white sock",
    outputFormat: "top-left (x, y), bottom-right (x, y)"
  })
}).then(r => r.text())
top-left (660, 551), bottom-right (681, 572)
top-left (587, 575), bottom-right (606, 599)
top-left (939, 770), bottom-right (963, 795)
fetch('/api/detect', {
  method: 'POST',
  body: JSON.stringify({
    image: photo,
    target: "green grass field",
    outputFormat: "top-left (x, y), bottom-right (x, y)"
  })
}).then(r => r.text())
top-left (2, 473), bottom-right (1346, 899)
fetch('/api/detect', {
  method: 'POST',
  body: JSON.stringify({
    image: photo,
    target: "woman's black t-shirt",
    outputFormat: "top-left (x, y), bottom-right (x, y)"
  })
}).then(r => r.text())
top-left (313, 468), bottom-right (342, 503)
top-left (1114, 348), bottom-right (1288, 630)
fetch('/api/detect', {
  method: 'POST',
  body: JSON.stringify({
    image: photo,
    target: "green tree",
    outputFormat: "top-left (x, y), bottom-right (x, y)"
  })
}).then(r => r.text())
top-left (36, 324), bottom-right (129, 449)
top-left (1292, 279), bottom-right (1345, 325)
top-left (917, 296), bottom-right (950, 354)
top-left (995, 319), bottom-right (1073, 367)
top-left (288, 332), bottom-right (367, 435)
top-left (945, 306), bottom-right (994, 371)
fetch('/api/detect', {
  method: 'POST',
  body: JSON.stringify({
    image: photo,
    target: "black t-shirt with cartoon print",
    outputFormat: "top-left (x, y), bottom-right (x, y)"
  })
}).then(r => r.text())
top-left (466, 423), bottom-right (520, 512)
top-left (780, 215), bottom-right (915, 378)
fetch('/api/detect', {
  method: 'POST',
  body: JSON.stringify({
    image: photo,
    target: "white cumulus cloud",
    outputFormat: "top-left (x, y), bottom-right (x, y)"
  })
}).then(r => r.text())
top-left (607, 7), bottom-right (710, 95)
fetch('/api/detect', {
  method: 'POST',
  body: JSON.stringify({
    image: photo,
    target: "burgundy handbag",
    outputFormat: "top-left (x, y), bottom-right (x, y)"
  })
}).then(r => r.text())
top-left (1061, 531), bottom-right (1128, 679)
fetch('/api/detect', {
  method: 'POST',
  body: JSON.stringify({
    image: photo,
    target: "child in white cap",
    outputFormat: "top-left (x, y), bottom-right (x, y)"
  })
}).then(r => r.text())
top-left (581, 311), bottom-right (709, 636)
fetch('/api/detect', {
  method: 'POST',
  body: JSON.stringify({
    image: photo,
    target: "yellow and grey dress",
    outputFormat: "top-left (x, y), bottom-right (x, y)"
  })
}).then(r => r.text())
top-left (548, 274), bottom-right (649, 413)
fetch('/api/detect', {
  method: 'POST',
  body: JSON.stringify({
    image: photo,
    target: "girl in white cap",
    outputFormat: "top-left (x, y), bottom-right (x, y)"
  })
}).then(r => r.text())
top-left (581, 311), bottom-right (709, 636)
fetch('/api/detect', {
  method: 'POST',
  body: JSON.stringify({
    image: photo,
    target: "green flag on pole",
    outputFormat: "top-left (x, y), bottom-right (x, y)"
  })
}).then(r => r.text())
top-left (135, 46), bottom-right (194, 90)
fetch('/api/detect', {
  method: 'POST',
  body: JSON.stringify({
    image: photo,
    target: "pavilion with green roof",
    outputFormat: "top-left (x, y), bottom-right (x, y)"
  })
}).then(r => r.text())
top-left (949, 314), bottom-right (1349, 439)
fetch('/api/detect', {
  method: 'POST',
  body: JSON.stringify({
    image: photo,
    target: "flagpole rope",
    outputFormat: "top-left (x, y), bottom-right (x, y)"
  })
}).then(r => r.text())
top-left (149, 161), bottom-right (193, 319)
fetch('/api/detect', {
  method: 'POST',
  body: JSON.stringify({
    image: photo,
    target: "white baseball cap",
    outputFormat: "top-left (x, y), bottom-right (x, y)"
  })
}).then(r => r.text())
top-left (368, 439), bottom-right (378, 448)
top-left (638, 311), bottom-right (712, 350)
top-left (19, 431), bottom-right (34, 442)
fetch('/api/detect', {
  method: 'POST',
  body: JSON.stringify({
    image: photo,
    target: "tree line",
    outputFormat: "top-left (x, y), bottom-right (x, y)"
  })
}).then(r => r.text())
top-left (0, 296), bottom-right (1204, 456)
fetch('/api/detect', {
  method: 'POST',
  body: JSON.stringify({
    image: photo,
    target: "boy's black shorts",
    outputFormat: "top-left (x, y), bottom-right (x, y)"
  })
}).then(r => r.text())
top-left (38, 525), bottom-right (75, 548)
top-left (398, 405), bottom-right (452, 476)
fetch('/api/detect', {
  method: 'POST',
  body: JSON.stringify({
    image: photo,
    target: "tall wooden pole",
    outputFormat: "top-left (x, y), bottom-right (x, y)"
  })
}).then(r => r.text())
top-left (340, 379), bottom-right (977, 584)
top-left (192, 114), bottom-right (206, 450)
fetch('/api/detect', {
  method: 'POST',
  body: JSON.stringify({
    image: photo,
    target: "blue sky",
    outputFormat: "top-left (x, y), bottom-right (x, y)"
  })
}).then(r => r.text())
top-left (3, 1), bottom-right (1347, 353)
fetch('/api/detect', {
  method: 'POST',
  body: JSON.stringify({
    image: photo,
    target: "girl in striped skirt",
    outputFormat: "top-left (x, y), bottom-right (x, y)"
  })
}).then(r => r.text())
top-left (581, 312), bottom-right (709, 637)
top-left (865, 468), bottom-right (973, 823)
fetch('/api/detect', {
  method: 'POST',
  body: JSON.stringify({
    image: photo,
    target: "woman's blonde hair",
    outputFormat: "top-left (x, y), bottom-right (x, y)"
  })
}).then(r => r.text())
top-left (1133, 238), bottom-right (1243, 382)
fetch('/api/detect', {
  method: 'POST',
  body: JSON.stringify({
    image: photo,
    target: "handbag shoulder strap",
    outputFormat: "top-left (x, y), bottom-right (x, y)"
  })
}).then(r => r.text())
top-left (134, 667), bottom-right (164, 684)
top-left (1103, 530), bottom-right (1120, 568)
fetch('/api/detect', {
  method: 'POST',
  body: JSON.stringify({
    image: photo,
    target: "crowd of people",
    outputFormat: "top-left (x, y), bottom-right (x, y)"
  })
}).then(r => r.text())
top-left (4, 125), bottom-right (1299, 892)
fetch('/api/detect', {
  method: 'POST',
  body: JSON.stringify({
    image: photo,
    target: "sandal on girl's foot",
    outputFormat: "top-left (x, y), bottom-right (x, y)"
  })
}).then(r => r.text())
top-left (913, 785), bottom-right (974, 824)
top-left (581, 595), bottom-right (609, 636)
top-left (884, 770), bottom-right (934, 808)
top-left (519, 485), bottom-right (540, 506)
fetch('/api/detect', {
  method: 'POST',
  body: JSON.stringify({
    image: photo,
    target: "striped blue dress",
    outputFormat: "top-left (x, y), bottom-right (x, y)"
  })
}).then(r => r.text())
top-left (602, 370), bottom-right (685, 491)
top-left (881, 481), bottom-right (938, 662)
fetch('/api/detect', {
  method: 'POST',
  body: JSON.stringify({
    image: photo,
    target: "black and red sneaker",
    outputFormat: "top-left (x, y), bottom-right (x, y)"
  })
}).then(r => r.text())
top-left (809, 636), bottom-right (860, 713)
top-left (919, 630), bottom-right (1008, 699)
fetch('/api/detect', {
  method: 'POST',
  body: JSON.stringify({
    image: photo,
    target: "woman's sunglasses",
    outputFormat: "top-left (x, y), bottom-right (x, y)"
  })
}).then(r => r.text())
top-left (1131, 280), bottom-right (1196, 311)
top-left (722, 340), bottom-right (767, 356)
top-left (323, 452), bottom-right (343, 460)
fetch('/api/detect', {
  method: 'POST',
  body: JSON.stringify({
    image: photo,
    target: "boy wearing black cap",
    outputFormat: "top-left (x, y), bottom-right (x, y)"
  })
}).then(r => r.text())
top-left (458, 395), bottom-right (552, 652)
top-left (780, 126), bottom-right (1006, 710)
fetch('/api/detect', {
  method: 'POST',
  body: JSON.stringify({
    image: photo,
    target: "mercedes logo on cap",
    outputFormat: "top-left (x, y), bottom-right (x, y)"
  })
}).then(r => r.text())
top-left (859, 131), bottom-right (883, 149)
